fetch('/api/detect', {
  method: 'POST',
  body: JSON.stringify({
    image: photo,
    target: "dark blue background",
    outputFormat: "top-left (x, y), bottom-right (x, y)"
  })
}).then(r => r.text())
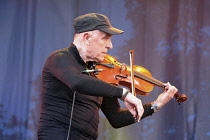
top-left (0, 0), bottom-right (210, 140)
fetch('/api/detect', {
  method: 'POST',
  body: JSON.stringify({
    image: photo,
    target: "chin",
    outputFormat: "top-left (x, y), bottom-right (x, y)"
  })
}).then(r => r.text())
top-left (96, 56), bottom-right (105, 62)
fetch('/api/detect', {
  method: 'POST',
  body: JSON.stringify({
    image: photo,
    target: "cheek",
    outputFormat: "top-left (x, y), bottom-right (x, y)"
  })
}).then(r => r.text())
top-left (90, 41), bottom-right (104, 52)
top-left (86, 44), bottom-right (100, 57)
top-left (88, 39), bottom-right (106, 60)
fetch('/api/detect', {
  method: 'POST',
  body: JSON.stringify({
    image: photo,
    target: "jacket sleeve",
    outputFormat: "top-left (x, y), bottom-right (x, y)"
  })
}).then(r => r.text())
top-left (100, 97), bottom-right (154, 128)
top-left (48, 51), bottom-right (123, 98)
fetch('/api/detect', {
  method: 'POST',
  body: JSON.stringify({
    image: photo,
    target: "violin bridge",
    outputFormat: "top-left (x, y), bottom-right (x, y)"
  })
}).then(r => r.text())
top-left (120, 63), bottom-right (126, 73)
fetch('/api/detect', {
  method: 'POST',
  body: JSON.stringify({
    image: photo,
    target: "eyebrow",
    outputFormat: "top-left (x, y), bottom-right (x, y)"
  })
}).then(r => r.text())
top-left (103, 32), bottom-right (112, 38)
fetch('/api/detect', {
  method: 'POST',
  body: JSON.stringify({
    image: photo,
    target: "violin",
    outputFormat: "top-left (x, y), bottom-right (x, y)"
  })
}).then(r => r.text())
top-left (94, 54), bottom-right (187, 104)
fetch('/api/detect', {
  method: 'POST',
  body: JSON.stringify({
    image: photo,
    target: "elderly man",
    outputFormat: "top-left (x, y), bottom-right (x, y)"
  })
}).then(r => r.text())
top-left (37, 13), bottom-right (177, 140)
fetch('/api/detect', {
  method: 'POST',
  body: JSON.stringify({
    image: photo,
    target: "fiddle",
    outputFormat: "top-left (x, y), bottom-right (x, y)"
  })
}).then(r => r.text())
top-left (94, 54), bottom-right (187, 104)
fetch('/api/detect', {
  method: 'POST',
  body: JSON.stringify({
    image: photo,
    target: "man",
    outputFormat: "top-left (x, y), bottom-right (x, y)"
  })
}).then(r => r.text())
top-left (37, 13), bottom-right (178, 140)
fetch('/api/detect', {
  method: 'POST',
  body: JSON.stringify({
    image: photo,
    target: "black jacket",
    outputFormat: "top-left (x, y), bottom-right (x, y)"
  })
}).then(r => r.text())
top-left (37, 43), bottom-right (154, 140)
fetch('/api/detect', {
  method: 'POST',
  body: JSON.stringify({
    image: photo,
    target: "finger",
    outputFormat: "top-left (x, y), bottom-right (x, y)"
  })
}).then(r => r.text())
top-left (137, 106), bottom-right (144, 122)
top-left (172, 86), bottom-right (178, 94)
top-left (129, 108), bottom-right (137, 117)
top-left (170, 86), bottom-right (175, 92)
top-left (169, 85), bottom-right (178, 93)
top-left (135, 101), bottom-right (144, 122)
top-left (164, 82), bottom-right (171, 90)
top-left (165, 82), bottom-right (178, 94)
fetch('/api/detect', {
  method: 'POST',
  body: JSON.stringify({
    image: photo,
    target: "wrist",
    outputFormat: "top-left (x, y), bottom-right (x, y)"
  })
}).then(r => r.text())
top-left (151, 102), bottom-right (160, 113)
top-left (120, 89), bottom-right (130, 101)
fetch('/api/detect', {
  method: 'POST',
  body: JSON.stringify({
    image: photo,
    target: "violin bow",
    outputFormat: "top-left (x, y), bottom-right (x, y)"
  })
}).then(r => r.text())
top-left (129, 50), bottom-right (136, 96)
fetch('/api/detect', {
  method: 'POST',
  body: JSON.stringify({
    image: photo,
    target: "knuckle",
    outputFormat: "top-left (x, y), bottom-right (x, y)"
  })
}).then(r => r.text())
top-left (136, 98), bottom-right (141, 103)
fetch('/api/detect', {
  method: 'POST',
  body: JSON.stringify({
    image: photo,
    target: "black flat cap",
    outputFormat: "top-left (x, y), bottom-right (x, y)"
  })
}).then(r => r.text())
top-left (73, 13), bottom-right (124, 35)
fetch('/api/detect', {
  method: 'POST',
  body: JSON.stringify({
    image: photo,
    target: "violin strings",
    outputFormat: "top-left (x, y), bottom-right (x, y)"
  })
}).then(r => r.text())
top-left (134, 71), bottom-right (164, 88)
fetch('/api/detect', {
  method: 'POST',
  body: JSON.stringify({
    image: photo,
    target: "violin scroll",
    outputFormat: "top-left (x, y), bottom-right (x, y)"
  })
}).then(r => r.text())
top-left (174, 92), bottom-right (188, 104)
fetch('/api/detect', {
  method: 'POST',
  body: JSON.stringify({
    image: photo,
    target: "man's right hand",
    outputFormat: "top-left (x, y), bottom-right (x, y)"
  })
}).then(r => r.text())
top-left (123, 93), bottom-right (144, 122)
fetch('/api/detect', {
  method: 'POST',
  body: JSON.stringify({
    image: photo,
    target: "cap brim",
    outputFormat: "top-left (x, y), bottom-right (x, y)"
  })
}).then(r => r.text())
top-left (100, 27), bottom-right (124, 35)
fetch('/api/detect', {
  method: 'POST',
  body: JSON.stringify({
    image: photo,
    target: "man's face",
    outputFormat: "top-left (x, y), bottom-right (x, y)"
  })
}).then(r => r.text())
top-left (86, 30), bottom-right (113, 62)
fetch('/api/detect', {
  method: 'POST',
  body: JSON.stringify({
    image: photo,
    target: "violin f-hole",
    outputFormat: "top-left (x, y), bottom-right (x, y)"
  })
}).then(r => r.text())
top-left (115, 74), bottom-right (128, 79)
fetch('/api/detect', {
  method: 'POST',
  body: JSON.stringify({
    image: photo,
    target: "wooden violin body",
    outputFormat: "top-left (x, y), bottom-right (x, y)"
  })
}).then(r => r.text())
top-left (95, 54), bottom-right (187, 104)
top-left (95, 54), bottom-right (154, 96)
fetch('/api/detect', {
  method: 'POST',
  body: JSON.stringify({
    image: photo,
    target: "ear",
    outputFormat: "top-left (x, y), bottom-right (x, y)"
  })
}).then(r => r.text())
top-left (83, 32), bottom-right (91, 45)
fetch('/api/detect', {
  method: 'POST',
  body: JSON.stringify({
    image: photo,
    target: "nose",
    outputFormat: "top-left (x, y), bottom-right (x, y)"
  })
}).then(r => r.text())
top-left (106, 40), bottom-right (113, 49)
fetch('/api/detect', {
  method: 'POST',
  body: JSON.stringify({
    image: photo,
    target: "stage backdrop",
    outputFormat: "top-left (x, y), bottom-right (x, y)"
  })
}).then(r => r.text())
top-left (1, 0), bottom-right (210, 140)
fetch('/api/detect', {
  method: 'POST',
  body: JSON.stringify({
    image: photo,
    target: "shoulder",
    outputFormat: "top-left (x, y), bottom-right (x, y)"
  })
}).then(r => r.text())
top-left (49, 47), bottom-right (74, 59)
top-left (47, 47), bottom-right (75, 67)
